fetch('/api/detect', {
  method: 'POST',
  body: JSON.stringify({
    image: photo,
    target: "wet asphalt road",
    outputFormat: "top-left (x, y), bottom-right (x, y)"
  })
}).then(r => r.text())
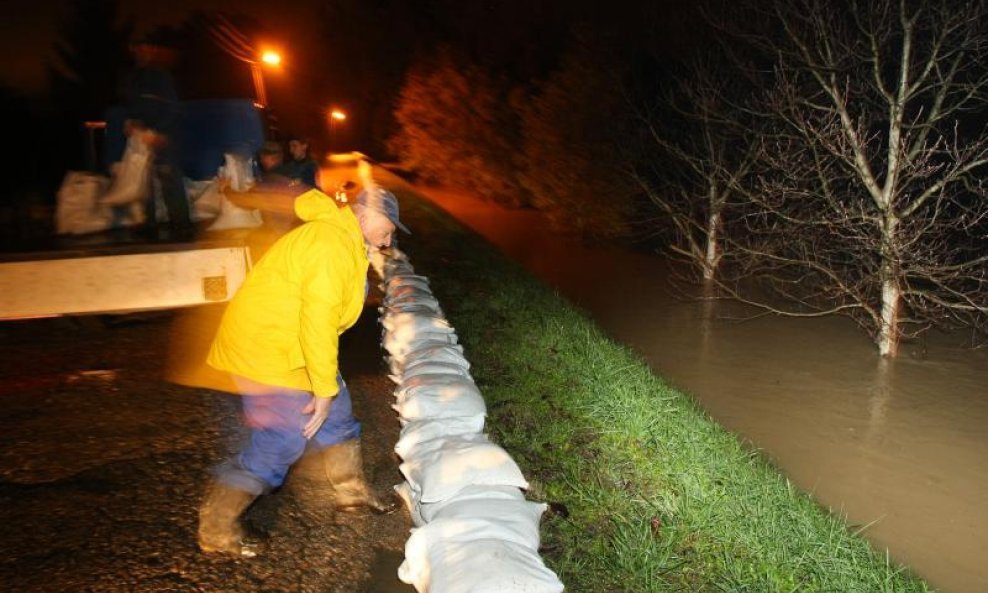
top-left (0, 303), bottom-right (414, 593)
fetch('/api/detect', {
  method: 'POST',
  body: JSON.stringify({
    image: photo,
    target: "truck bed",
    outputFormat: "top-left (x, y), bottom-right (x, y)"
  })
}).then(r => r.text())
top-left (0, 227), bottom-right (253, 320)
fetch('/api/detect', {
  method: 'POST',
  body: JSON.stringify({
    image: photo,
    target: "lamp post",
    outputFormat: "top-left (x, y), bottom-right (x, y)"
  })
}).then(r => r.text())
top-left (249, 51), bottom-right (281, 109)
top-left (207, 17), bottom-right (282, 109)
top-left (328, 109), bottom-right (346, 152)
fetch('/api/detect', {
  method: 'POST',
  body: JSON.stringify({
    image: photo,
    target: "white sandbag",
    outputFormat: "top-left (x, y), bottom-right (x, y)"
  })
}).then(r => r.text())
top-left (206, 194), bottom-right (263, 231)
top-left (394, 360), bottom-right (472, 384)
top-left (381, 301), bottom-right (445, 317)
top-left (393, 388), bottom-right (487, 421)
top-left (386, 245), bottom-right (412, 262)
top-left (384, 289), bottom-right (441, 306)
top-left (385, 284), bottom-right (437, 304)
top-left (207, 153), bottom-right (262, 231)
top-left (397, 482), bottom-right (528, 528)
top-left (385, 281), bottom-right (434, 301)
top-left (384, 256), bottom-right (415, 278)
top-left (101, 132), bottom-right (151, 206)
top-left (417, 484), bottom-right (526, 525)
top-left (430, 498), bottom-right (547, 551)
top-left (399, 437), bottom-right (528, 503)
top-left (404, 349), bottom-right (470, 371)
top-left (185, 178), bottom-right (222, 221)
top-left (384, 332), bottom-right (459, 360)
top-left (396, 374), bottom-right (480, 400)
top-left (389, 359), bottom-right (472, 385)
top-left (385, 274), bottom-right (431, 291)
top-left (381, 311), bottom-right (451, 334)
top-left (388, 345), bottom-right (469, 376)
top-left (55, 171), bottom-right (112, 235)
top-left (401, 344), bottom-right (469, 369)
top-left (387, 279), bottom-right (432, 293)
top-left (399, 531), bottom-right (564, 593)
top-left (369, 248), bottom-right (387, 279)
top-left (219, 152), bottom-right (255, 191)
top-left (394, 375), bottom-right (486, 419)
top-left (398, 434), bottom-right (492, 472)
top-left (395, 419), bottom-right (487, 459)
top-left (394, 481), bottom-right (423, 524)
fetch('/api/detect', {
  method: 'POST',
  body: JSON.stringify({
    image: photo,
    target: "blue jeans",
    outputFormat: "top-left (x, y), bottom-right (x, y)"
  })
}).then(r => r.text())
top-left (215, 374), bottom-right (362, 495)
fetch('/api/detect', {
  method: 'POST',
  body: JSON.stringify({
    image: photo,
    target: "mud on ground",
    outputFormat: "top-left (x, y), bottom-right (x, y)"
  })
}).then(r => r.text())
top-left (0, 301), bottom-right (413, 593)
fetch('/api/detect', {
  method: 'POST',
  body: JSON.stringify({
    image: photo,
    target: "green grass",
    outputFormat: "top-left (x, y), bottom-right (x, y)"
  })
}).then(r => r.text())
top-left (393, 187), bottom-right (931, 592)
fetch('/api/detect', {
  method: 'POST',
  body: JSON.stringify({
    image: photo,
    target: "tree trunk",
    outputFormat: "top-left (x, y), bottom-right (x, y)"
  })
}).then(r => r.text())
top-left (878, 215), bottom-right (901, 357)
top-left (703, 204), bottom-right (721, 281)
top-left (878, 273), bottom-right (900, 357)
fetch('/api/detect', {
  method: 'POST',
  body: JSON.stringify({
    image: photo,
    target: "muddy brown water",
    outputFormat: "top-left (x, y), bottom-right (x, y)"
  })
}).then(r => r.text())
top-left (412, 185), bottom-right (988, 593)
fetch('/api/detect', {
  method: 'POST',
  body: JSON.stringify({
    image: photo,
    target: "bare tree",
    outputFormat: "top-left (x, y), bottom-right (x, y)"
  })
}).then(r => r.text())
top-left (716, 0), bottom-right (988, 356)
top-left (632, 54), bottom-right (759, 281)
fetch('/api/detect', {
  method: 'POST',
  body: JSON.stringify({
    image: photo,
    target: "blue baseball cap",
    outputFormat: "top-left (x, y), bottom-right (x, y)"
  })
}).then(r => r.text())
top-left (356, 189), bottom-right (410, 234)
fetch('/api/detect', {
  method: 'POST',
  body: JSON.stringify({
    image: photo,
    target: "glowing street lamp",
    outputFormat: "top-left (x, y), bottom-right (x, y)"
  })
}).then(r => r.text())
top-left (208, 17), bottom-right (282, 109)
top-left (249, 50), bottom-right (281, 108)
top-left (328, 109), bottom-right (347, 151)
top-left (261, 51), bottom-right (281, 66)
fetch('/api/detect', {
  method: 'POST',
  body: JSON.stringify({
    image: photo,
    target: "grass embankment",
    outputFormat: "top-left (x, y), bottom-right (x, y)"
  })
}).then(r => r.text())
top-left (393, 187), bottom-right (930, 592)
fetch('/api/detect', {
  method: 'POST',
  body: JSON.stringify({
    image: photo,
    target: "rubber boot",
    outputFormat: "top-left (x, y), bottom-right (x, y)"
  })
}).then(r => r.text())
top-left (322, 439), bottom-right (397, 514)
top-left (197, 482), bottom-right (261, 557)
top-left (289, 447), bottom-right (337, 518)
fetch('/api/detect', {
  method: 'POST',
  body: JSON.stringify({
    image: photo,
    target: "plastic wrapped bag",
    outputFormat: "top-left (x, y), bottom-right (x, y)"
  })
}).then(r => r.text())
top-left (185, 178), bottom-right (222, 222)
top-left (206, 154), bottom-right (263, 231)
top-left (399, 530), bottom-right (563, 593)
top-left (395, 420), bottom-right (487, 459)
top-left (399, 436), bottom-right (528, 503)
top-left (55, 171), bottom-right (112, 235)
top-left (101, 132), bottom-right (151, 206)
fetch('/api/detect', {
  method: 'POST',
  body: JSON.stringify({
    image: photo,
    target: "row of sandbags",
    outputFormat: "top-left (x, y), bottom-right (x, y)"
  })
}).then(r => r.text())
top-left (377, 248), bottom-right (565, 593)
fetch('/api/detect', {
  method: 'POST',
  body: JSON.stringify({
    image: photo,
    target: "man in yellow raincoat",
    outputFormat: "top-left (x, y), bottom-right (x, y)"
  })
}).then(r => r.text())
top-left (198, 183), bottom-right (409, 557)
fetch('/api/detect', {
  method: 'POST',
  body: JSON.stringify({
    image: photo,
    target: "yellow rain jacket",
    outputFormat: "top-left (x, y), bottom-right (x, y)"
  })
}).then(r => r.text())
top-left (207, 189), bottom-right (368, 398)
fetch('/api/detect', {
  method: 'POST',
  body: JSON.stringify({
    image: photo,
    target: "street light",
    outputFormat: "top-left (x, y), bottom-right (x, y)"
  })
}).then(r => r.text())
top-left (261, 51), bottom-right (281, 66)
top-left (328, 109), bottom-right (346, 152)
top-left (249, 50), bottom-right (281, 108)
top-left (207, 17), bottom-right (282, 108)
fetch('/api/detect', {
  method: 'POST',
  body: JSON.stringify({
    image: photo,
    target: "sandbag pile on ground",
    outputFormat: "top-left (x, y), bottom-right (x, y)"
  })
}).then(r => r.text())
top-left (378, 247), bottom-right (564, 593)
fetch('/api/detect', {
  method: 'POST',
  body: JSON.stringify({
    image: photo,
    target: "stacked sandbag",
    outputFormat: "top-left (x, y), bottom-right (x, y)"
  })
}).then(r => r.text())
top-left (378, 247), bottom-right (564, 593)
top-left (206, 153), bottom-right (263, 231)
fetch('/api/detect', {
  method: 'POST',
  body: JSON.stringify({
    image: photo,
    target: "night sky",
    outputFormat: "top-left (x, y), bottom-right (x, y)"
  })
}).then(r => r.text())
top-left (1, 0), bottom-right (700, 173)
top-left (1, 0), bottom-right (326, 94)
top-left (2, 0), bottom-right (697, 95)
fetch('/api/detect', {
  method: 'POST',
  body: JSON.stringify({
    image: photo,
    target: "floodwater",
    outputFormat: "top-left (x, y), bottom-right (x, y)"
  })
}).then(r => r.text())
top-left (414, 184), bottom-right (988, 593)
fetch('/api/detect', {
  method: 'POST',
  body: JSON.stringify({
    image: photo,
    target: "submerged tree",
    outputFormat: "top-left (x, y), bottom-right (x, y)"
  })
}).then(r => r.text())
top-left (714, 0), bottom-right (988, 356)
top-left (631, 53), bottom-right (760, 280)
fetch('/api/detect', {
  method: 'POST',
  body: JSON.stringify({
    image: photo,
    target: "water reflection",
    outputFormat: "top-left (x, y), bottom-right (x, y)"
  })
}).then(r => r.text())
top-left (414, 183), bottom-right (988, 593)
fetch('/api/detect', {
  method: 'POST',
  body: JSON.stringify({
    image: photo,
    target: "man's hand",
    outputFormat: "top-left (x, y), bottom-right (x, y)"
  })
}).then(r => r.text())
top-left (302, 395), bottom-right (332, 440)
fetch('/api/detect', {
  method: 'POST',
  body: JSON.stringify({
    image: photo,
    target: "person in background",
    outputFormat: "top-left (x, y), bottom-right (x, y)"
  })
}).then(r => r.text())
top-left (124, 29), bottom-right (192, 237)
top-left (256, 140), bottom-right (286, 178)
top-left (197, 184), bottom-right (409, 557)
top-left (278, 135), bottom-right (319, 188)
top-left (223, 141), bottom-right (297, 257)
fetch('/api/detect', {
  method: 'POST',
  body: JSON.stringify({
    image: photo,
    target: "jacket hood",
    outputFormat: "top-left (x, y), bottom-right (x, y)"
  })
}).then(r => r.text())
top-left (294, 189), bottom-right (344, 222)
